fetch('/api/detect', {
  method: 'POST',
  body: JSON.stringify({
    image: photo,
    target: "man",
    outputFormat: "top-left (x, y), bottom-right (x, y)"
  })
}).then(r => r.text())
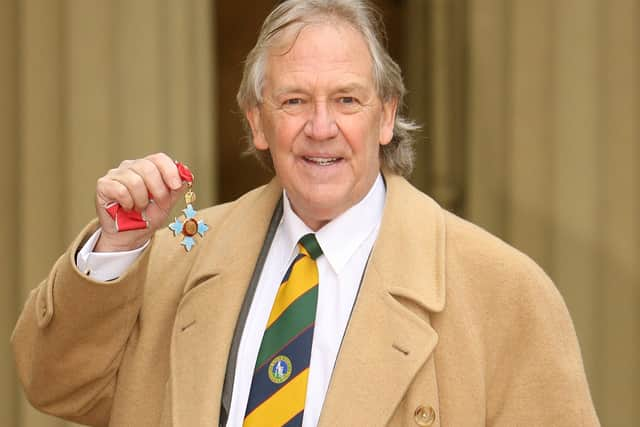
top-left (12, 0), bottom-right (599, 426)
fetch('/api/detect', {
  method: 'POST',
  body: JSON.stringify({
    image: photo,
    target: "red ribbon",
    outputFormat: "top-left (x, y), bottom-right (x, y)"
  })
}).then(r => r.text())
top-left (105, 161), bottom-right (194, 232)
top-left (176, 162), bottom-right (194, 183)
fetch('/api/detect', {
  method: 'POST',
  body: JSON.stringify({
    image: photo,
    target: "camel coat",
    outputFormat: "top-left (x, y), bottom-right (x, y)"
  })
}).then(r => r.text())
top-left (12, 173), bottom-right (599, 426)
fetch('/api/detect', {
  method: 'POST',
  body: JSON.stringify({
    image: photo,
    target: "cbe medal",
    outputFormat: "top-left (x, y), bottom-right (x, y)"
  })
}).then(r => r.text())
top-left (103, 161), bottom-right (208, 252)
top-left (168, 162), bottom-right (209, 252)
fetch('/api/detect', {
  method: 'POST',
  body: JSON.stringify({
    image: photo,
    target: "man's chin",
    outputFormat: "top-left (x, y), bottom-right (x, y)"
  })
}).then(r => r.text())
top-left (289, 195), bottom-right (352, 230)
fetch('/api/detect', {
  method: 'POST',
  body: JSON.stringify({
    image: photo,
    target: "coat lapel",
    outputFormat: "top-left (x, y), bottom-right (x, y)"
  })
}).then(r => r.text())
top-left (319, 174), bottom-right (446, 426)
top-left (168, 179), bottom-right (282, 427)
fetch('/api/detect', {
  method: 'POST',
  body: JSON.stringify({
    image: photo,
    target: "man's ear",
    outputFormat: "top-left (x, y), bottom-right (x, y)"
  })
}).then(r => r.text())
top-left (246, 107), bottom-right (269, 150)
top-left (379, 97), bottom-right (399, 146)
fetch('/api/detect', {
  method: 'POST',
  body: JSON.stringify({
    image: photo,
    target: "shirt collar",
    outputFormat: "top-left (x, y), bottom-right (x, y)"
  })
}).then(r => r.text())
top-left (281, 174), bottom-right (386, 274)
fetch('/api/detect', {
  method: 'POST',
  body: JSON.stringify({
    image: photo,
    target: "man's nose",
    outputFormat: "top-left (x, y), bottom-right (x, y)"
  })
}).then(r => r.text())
top-left (304, 101), bottom-right (339, 141)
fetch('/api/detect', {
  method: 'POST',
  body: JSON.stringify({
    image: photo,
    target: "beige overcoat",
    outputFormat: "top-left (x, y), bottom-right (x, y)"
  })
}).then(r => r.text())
top-left (12, 173), bottom-right (599, 426)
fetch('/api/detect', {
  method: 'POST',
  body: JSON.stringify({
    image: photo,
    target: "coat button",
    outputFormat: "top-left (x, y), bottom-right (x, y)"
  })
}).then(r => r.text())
top-left (414, 405), bottom-right (436, 426)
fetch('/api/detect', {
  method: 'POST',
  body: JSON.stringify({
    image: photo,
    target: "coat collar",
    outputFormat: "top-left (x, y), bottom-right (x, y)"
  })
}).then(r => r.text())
top-left (374, 172), bottom-right (446, 313)
top-left (168, 172), bottom-right (447, 426)
top-left (318, 172), bottom-right (446, 426)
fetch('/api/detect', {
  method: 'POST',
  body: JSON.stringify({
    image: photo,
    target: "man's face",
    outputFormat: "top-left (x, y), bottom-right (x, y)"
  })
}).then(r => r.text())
top-left (247, 22), bottom-right (397, 230)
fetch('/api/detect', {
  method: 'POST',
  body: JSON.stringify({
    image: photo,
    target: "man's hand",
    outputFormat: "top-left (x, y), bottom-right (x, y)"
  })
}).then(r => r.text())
top-left (94, 153), bottom-right (186, 252)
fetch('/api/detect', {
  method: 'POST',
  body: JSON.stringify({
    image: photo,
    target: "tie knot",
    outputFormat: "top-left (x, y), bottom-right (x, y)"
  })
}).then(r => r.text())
top-left (298, 234), bottom-right (322, 260)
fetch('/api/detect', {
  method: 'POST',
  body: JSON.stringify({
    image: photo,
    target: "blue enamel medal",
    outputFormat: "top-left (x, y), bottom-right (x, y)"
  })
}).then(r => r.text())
top-left (168, 167), bottom-right (209, 252)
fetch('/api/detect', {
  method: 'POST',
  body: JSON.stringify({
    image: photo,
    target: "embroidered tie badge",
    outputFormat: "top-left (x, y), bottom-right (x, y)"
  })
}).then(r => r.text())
top-left (104, 161), bottom-right (208, 252)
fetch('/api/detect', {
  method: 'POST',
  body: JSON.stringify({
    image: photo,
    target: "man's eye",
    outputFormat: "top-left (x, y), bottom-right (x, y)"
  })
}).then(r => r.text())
top-left (284, 98), bottom-right (303, 106)
top-left (336, 96), bottom-right (362, 114)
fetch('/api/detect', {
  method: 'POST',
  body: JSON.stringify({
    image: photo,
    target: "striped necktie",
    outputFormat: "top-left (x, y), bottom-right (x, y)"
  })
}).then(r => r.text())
top-left (244, 234), bottom-right (322, 427)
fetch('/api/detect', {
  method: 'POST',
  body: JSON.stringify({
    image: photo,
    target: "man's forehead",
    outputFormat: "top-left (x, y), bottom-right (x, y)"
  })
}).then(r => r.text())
top-left (267, 20), bottom-right (372, 64)
top-left (263, 21), bottom-right (374, 88)
top-left (264, 65), bottom-right (375, 97)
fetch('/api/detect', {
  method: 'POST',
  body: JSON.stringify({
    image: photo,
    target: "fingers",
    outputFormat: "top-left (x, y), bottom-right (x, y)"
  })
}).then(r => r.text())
top-left (96, 153), bottom-right (183, 213)
top-left (97, 174), bottom-right (136, 210)
top-left (145, 153), bottom-right (183, 191)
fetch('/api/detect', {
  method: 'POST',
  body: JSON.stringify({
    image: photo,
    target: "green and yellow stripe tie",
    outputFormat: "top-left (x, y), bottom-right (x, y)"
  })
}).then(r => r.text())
top-left (244, 234), bottom-right (322, 427)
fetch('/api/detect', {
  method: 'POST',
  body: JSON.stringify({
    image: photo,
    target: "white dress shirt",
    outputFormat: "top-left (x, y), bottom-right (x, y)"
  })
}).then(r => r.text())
top-left (77, 232), bottom-right (149, 281)
top-left (227, 174), bottom-right (385, 427)
top-left (77, 174), bottom-right (386, 427)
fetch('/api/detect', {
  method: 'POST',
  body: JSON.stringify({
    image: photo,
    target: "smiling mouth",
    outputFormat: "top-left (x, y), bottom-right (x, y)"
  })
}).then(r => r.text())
top-left (303, 156), bottom-right (342, 166)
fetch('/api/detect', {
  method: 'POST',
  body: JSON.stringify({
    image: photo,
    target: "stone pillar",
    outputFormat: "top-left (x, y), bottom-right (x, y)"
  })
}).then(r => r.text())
top-left (4, 0), bottom-right (216, 425)
top-left (0, 0), bottom-right (20, 424)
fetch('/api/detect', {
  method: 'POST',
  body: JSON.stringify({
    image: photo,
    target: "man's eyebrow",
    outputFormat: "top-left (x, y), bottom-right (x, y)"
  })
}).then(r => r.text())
top-left (333, 82), bottom-right (369, 93)
top-left (273, 82), bottom-right (370, 97)
top-left (273, 86), bottom-right (307, 97)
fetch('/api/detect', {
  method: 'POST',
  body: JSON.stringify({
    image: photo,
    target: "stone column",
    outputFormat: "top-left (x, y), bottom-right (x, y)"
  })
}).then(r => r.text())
top-left (0, 0), bottom-right (20, 424)
top-left (3, 0), bottom-right (216, 425)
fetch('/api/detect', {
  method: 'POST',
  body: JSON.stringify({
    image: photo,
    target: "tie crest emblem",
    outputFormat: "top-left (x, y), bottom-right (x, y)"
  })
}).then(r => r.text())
top-left (268, 355), bottom-right (293, 384)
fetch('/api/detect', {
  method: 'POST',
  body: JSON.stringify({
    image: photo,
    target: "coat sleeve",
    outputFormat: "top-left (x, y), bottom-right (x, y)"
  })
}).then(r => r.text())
top-left (438, 214), bottom-right (601, 426)
top-left (11, 220), bottom-right (150, 427)
top-left (484, 256), bottom-right (601, 426)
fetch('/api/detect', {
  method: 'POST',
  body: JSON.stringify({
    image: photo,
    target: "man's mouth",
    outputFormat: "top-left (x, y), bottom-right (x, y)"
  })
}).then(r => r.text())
top-left (303, 156), bottom-right (342, 166)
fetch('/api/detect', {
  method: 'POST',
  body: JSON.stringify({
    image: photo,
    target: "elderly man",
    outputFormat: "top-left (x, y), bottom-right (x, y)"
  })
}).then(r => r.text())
top-left (12, 1), bottom-right (599, 426)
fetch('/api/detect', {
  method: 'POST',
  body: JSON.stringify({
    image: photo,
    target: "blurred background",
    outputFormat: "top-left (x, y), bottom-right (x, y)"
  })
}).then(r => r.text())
top-left (0, 0), bottom-right (637, 426)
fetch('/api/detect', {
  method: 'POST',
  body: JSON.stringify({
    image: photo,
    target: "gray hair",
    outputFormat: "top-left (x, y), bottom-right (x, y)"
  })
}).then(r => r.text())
top-left (237, 0), bottom-right (418, 177)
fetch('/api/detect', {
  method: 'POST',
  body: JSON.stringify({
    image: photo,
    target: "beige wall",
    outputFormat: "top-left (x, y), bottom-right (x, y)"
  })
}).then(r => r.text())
top-left (1, 0), bottom-right (216, 425)
top-left (2, 0), bottom-right (638, 426)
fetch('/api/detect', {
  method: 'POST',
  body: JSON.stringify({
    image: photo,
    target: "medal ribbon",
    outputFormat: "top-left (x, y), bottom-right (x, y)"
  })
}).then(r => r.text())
top-left (105, 161), bottom-right (194, 232)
